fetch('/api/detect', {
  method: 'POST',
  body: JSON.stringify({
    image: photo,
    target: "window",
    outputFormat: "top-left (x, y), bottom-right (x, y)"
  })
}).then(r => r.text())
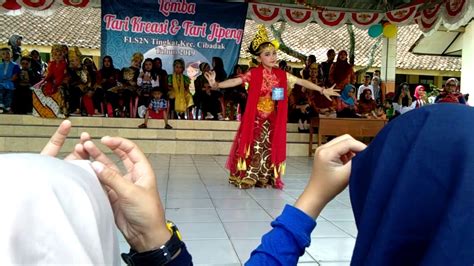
top-left (396, 74), bottom-right (407, 85)
top-left (419, 75), bottom-right (435, 85)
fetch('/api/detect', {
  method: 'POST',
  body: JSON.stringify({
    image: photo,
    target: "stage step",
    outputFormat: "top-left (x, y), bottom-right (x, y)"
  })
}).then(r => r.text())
top-left (0, 115), bottom-right (313, 156)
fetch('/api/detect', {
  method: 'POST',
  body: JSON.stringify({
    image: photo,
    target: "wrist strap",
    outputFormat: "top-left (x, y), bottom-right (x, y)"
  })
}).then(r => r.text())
top-left (121, 232), bottom-right (184, 266)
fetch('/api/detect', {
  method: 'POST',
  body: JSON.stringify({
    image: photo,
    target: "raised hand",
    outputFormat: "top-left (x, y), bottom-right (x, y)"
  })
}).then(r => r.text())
top-left (294, 134), bottom-right (366, 219)
top-left (204, 71), bottom-right (218, 89)
top-left (86, 137), bottom-right (171, 252)
top-left (322, 84), bottom-right (340, 101)
top-left (41, 120), bottom-right (91, 160)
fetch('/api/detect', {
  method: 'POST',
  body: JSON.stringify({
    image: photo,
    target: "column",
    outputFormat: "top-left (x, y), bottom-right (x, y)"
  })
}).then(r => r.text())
top-left (462, 21), bottom-right (474, 105)
top-left (380, 33), bottom-right (397, 96)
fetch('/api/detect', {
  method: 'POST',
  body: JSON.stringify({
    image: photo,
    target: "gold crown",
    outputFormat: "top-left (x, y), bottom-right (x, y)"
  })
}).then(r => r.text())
top-left (251, 25), bottom-right (280, 52)
top-left (251, 25), bottom-right (270, 51)
top-left (21, 49), bottom-right (30, 58)
top-left (131, 52), bottom-right (144, 63)
top-left (68, 46), bottom-right (82, 60)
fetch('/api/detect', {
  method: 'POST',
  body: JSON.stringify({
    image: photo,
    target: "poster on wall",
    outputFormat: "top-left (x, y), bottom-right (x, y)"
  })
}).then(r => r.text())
top-left (101, 0), bottom-right (247, 80)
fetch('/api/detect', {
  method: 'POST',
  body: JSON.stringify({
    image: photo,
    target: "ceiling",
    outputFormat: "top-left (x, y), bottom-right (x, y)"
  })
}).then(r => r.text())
top-left (247, 0), bottom-right (425, 12)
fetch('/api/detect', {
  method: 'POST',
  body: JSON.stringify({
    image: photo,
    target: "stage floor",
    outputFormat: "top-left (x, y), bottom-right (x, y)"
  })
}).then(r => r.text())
top-left (115, 154), bottom-right (356, 266)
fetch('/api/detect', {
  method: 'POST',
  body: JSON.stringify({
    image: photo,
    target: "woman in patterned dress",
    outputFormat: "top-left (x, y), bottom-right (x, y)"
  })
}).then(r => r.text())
top-left (205, 25), bottom-right (339, 189)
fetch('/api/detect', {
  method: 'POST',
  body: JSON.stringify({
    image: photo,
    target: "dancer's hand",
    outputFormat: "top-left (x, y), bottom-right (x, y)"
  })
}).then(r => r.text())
top-left (204, 71), bottom-right (218, 89)
top-left (41, 120), bottom-right (91, 160)
top-left (295, 134), bottom-right (366, 219)
top-left (87, 137), bottom-right (170, 252)
top-left (322, 84), bottom-right (340, 101)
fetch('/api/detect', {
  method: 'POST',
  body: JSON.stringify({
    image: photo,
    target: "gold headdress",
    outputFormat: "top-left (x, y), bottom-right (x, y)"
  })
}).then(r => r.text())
top-left (131, 52), bottom-right (144, 63)
top-left (21, 49), bottom-right (30, 58)
top-left (51, 44), bottom-right (63, 54)
top-left (249, 25), bottom-right (280, 56)
top-left (68, 47), bottom-right (82, 62)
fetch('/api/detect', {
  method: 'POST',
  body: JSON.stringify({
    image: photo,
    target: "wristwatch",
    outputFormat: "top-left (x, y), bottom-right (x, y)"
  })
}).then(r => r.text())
top-left (121, 220), bottom-right (184, 266)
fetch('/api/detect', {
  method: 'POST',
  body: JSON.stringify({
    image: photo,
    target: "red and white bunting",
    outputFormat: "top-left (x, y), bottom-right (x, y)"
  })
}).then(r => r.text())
top-left (314, 9), bottom-right (347, 29)
top-left (419, 2), bottom-right (442, 20)
top-left (349, 12), bottom-right (382, 29)
top-left (443, 0), bottom-right (469, 24)
top-left (282, 7), bottom-right (313, 27)
top-left (248, 3), bottom-right (281, 25)
top-left (1, 0), bottom-right (21, 10)
top-left (415, 15), bottom-right (442, 34)
top-left (414, 3), bottom-right (442, 34)
top-left (386, 5), bottom-right (419, 25)
top-left (18, 0), bottom-right (55, 10)
top-left (63, 0), bottom-right (89, 8)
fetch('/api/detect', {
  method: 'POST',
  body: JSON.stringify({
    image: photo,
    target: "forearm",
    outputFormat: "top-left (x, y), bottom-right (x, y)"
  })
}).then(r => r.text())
top-left (294, 186), bottom-right (327, 219)
top-left (216, 77), bottom-right (242, 89)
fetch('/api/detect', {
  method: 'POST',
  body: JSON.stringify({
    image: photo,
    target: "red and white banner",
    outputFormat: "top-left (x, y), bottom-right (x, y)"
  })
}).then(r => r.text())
top-left (314, 9), bottom-right (347, 29)
top-left (1, 0), bottom-right (21, 10)
top-left (18, 0), bottom-right (54, 10)
top-left (443, 0), bottom-right (469, 24)
top-left (283, 7), bottom-right (312, 27)
top-left (349, 12), bottom-right (383, 29)
top-left (386, 5), bottom-right (418, 25)
top-left (415, 3), bottom-right (442, 34)
top-left (248, 3), bottom-right (281, 25)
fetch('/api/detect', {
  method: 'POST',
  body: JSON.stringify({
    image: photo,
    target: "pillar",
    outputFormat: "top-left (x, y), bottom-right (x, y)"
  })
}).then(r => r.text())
top-left (380, 33), bottom-right (397, 96)
top-left (462, 21), bottom-right (474, 105)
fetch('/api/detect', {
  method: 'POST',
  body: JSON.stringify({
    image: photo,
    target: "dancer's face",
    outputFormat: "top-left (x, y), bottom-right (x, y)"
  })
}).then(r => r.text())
top-left (258, 45), bottom-right (277, 69)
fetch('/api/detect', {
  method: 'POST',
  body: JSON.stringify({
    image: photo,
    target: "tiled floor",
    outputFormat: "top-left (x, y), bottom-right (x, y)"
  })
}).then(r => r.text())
top-left (117, 154), bottom-right (357, 266)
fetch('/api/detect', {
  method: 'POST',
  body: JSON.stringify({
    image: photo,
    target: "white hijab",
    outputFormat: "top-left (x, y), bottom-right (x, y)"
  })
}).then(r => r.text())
top-left (0, 154), bottom-right (120, 265)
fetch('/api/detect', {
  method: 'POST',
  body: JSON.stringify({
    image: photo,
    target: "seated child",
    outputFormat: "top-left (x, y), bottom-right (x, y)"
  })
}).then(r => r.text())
top-left (201, 81), bottom-right (222, 120)
top-left (138, 88), bottom-right (172, 129)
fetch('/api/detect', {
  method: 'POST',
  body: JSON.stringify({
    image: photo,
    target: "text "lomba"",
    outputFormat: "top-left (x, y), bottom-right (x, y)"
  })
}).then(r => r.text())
top-left (159, 0), bottom-right (196, 17)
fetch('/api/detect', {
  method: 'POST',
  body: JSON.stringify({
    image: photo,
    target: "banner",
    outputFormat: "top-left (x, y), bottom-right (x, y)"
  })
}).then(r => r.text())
top-left (101, 0), bottom-right (247, 77)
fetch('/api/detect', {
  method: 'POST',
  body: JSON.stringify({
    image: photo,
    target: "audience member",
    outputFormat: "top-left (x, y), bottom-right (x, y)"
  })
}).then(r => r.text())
top-left (336, 84), bottom-right (358, 118)
top-left (393, 82), bottom-right (414, 115)
top-left (329, 50), bottom-right (355, 91)
top-left (357, 88), bottom-right (377, 117)
top-left (357, 74), bottom-right (372, 100)
top-left (193, 62), bottom-right (210, 119)
top-left (98, 56), bottom-right (120, 116)
top-left (109, 52), bottom-right (142, 117)
top-left (8, 34), bottom-right (22, 64)
top-left (201, 81), bottom-right (222, 120)
top-left (0, 47), bottom-right (20, 113)
top-left (32, 45), bottom-right (68, 118)
top-left (435, 78), bottom-right (466, 104)
top-left (137, 58), bottom-right (158, 109)
top-left (414, 85), bottom-right (427, 108)
top-left (319, 49), bottom-right (335, 87)
top-left (223, 64), bottom-right (247, 120)
top-left (152, 57), bottom-right (169, 93)
top-left (370, 76), bottom-right (382, 104)
top-left (168, 58), bottom-right (193, 119)
top-left (301, 55), bottom-right (316, 80)
top-left (29, 50), bottom-right (46, 84)
top-left (13, 56), bottom-right (33, 114)
top-left (138, 88), bottom-right (172, 129)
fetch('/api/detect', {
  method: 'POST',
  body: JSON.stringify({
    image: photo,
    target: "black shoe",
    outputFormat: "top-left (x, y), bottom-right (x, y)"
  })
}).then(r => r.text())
top-left (165, 124), bottom-right (173, 129)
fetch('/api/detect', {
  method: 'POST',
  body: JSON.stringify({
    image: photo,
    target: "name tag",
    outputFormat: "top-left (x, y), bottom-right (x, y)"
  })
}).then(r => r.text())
top-left (272, 87), bottom-right (284, 101)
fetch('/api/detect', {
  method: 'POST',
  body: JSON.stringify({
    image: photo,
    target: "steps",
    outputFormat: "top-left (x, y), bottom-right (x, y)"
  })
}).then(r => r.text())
top-left (0, 115), bottom-right (312, 155)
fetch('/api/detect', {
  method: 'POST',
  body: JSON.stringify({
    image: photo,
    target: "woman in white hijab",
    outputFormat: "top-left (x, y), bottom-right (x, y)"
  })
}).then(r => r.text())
top-left (0, 154), bottom-right (121, 265)
top-left (0, 120), bottom-right (192, 265)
